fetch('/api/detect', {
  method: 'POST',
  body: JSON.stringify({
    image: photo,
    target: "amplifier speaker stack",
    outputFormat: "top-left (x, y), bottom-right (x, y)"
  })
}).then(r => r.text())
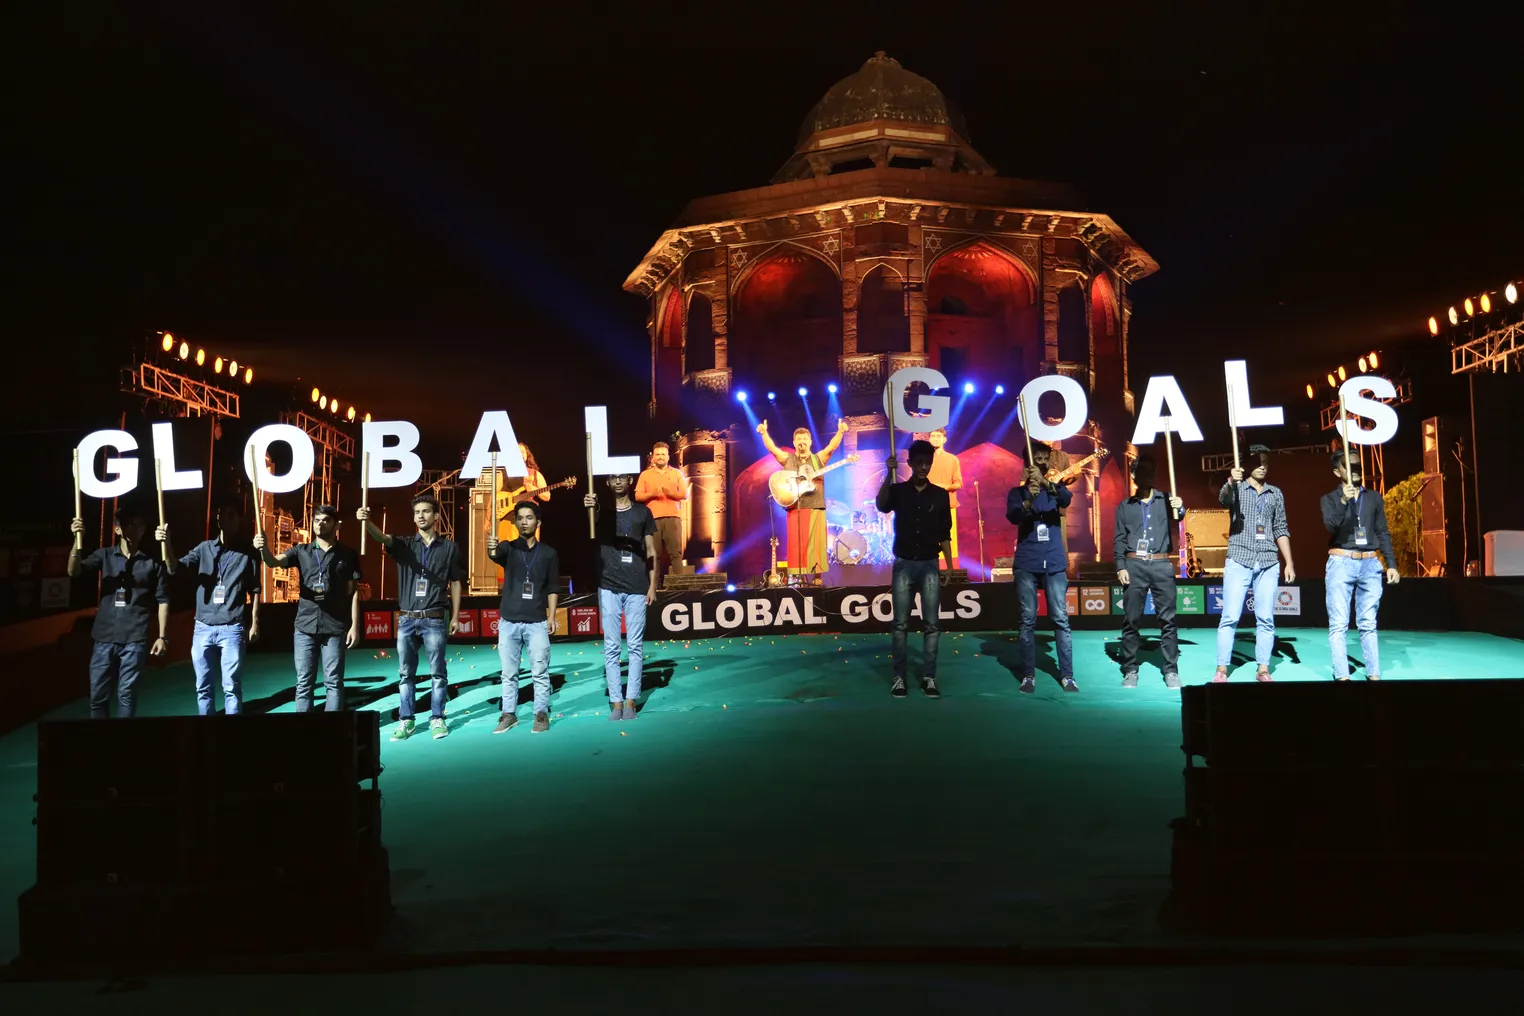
top-left (17, 711), bottom-right (390, 976)
top-left (1170, 680), bottom-right (1524, 935)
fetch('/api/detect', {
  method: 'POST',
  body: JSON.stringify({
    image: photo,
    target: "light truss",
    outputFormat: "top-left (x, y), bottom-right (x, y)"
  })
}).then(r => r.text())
top-left (1451, 320), bottom-right (1522, 374)
top-left (125, 362), bottom-right (240, 417)
top-left (283, 411), bottom-right (355, 458)
top-left (1198, 445), bottom-right (1331, 473)
top-left (1318, 377), bottom-right (1413, 431)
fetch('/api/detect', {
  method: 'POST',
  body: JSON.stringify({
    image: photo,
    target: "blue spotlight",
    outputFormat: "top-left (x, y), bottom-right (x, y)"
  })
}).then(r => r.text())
top-left (736, 390), bottom-right (748, 403)
top-left (827, 382), bottom-right (838, 394)
top-left (963, 381), bottom-right (976, 394)
top-left (994, 384), bottom-right (1005, 395)
top-left (798, 386), bottom-right (808, 397)
top-left (725, 584), bottom-right (737, 593)
top-left (766, 391), bottom-right (776, 402)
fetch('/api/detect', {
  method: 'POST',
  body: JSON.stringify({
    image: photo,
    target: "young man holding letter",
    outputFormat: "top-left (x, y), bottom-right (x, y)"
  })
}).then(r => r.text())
top-left (1113, 455), bottom-right (1185, 689)
top-left (68, 506), bottom-right (170, 718)
top-left (585, 473), bottom-right (659, 719)
top-left (1321, 451), bottom-right (1400, 681)
top-left (488, 502), bottom-right (560, 734)
top-left (875, 439), bottom-right (953, 699)
top-left (255, 505), bottom-right (361, 710)
top-left (161, 500), bottom-right (261, 714)
top-left (1007, 454), bottom-right (1077, 693)
top-left (357, 495), bottom-right (466, 741)
top-left (1214, 445), bottom-right (1296, 682)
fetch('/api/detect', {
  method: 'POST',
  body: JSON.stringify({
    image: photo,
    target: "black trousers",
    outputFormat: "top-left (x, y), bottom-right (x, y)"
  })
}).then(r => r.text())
top-left (1119, 558), bottom-right (1179, 673)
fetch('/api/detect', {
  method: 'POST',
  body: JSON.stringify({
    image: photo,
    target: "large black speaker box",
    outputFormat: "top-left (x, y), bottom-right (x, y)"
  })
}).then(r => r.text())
top-left (1170, 680), bottom-right (1524, 935)
top-left (17, 711), bottom-right (389, 976)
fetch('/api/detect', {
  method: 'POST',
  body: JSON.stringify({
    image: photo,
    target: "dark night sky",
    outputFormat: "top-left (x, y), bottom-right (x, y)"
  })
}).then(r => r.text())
top-left (9, 3), bottom-right (1522, 537)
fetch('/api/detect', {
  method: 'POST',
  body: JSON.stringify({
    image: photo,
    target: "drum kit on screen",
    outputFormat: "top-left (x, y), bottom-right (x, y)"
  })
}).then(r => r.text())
top-left (826, 499), bottom-right (894, 566)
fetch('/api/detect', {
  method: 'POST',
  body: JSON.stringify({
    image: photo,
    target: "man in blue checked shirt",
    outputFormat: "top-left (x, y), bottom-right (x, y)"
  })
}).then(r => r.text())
top-left (161, 499), bottom-right (261, 714)
top-left (1321, 451), bottom-right (1399, 681)
top-left (1007, 452), bottom-right (1076, 693)
top-left (1214, 444), bottom-right (1297, 682)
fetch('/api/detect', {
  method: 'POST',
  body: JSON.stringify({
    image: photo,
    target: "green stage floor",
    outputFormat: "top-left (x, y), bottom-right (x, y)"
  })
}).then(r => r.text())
top-left (3, 628), bottom-right (1522, 967)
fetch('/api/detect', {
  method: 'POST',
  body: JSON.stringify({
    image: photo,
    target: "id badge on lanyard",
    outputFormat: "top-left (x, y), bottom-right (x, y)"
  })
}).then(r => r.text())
top-left (114, 586), bottom-right (128, 607)
top-left (1035, 523), bottom-right (1049, 543)
top-left (211, 550), bottom-right (228, 604)
top-left (311, 548), bottom-right (327, 601)
top-left (1353, 493), bottom-right (1367, 546)
top-left (1254, 492), bottom-right (1268, 540)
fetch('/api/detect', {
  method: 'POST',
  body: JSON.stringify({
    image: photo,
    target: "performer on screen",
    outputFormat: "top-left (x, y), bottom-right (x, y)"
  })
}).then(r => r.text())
top-left (1321, 451), bottom-right (1399, 681)
top-left (500, 442), bottom-right (551, 541)
top-left (1113, 454), bottom-right (1185, 690)
top-left (1007, 461), bottom-right (1077, 694)
top-left (585, 473), bottom-right (659, 720)
top-left (1214, 444), bottom-right (1296, 683)
top-left (68, 504), bottom-right (170, 718)
top-left (926, 427), bottom-right (963, 569)
top-left (876, 439), bottom-right (953, 699)
top-left (757, 417), bottom-right (848, 582)
top-left (357, 495), bottom-right (466, 742)
top-left (635, 441), bottom-right (686, 576)
top-left (160, 499), bottom-right (261, 715)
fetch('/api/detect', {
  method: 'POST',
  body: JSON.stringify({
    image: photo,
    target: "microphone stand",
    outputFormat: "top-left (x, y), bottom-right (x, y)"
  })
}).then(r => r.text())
top-left (974, 480), bottom-right (985, 581)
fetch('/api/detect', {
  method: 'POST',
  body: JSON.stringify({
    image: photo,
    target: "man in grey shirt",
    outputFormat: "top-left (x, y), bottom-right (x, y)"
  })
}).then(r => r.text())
top-left (1215, 445), bottom-right (1296, 682)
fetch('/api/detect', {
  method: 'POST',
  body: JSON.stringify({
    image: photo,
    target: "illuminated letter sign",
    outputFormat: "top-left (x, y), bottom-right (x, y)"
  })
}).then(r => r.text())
top-left (151, 422), bottom-right (204, 492)
top-left (1018, 375), bottom-right (1088, 443)
top-left (76, 430), bottom-right (140, 499)
top-left (585, 406), bottom-right (641, 475)
top-left (361, 420), bottom-right (424, 489)
top-left (1337, 376), bottom-right (1398, 446)
top-left (1131, 376), bottom-right (1204, 444)
top-left (1223, 359), bottom-right (1284, 429)
top-left (460, 411), bottom-right (527, 480)
top-left (884, 367), bottom-right (950, 431)
top-left (245, 424), bottom-right (316, 495)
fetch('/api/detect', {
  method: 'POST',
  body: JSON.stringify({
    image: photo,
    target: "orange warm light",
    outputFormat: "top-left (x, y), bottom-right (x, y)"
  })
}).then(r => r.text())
top-left (161, 333), bottom-right (175, 352)
top-left (195, 348), bottom-right (206, 366)
top-left (214, 357), bottom-right (224, 373)
top-left (243, 367), bottom-right (253, 384)
top-left (346, 406), bottom-right (356, 422)
top-left (1368, 351), bottom-right (1379, 369)
top-left (178, 341), bottom-right (190, 359)
top-left (1427, 316), bottom-right (1439, 336)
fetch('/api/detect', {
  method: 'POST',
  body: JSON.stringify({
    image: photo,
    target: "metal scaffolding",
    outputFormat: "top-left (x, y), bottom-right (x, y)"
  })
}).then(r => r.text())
top-left (1450, 320), bottom-right (1521, 375)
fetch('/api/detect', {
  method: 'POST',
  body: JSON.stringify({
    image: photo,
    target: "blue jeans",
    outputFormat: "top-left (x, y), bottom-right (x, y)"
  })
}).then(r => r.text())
top-left (89, 640), bottom-right (147, 718)
top-left (1016, 569), bottom-right (1073, 678)
top-left (1217, 558), bottom-right (1278, 667)
top-left (499, 620), bottom-right (551, 716)
top-left (191, 621), bottom-right (245, 715)
top-left (599, 589), bottom-right (648, 702)
top-left (294, 631), bottom-right (346, 711)
top-left (1326, 553), bottom-right (1384, 679)
top-left (397, 616), bottom-right (449, 720)
top-left (891, 558), bottom-right (942, 678)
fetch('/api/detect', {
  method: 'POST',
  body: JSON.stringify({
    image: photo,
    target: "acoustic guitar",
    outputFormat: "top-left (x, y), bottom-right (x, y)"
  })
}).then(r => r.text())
top-left (768, 454), bottom-right (861, 509)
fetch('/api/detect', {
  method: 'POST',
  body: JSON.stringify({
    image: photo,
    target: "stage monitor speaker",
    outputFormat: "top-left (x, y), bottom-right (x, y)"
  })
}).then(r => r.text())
top-left (1183, 509), bottom-right (1230, 547)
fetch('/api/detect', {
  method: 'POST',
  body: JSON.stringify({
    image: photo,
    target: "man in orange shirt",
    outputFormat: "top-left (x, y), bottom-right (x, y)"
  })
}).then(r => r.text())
top-left (635, 442), bottom-right (687, 576)
top-left (926, 427), bottom-right (963, 569)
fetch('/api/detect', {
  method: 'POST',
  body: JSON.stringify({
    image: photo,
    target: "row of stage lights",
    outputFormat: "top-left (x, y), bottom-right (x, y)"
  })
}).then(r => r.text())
top-left (733, 381), bottom-right (1006, 403)
top-left (1427, 282), bottom-right (1519, 335)
top-left (1304, 351), bottom-right (1380, 399)
top-left (158, 332), bottom-right (253, 385)
top-left (309, 387), bottom-right (370, 424)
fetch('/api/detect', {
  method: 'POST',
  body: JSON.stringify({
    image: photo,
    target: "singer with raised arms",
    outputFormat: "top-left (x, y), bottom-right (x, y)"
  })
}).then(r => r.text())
top-left (757, 417), bottom-right (850, 583)
top-left (357, 495), bottom-right (466, 742)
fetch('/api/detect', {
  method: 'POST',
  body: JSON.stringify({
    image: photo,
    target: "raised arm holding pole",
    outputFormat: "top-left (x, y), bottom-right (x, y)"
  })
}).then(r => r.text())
top-left (72, 448), bottom-right (83, 551)
top-left (360, 451), bottom-right (370, 555)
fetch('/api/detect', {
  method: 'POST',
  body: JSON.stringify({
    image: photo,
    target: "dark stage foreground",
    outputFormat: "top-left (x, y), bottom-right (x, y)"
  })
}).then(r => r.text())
top-left (5, 626), bottom-right (1524, 987)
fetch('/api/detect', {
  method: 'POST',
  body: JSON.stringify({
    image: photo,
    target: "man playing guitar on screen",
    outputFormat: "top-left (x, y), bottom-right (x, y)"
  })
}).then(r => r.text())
top-left (757, 418), bottom-right (849, 584)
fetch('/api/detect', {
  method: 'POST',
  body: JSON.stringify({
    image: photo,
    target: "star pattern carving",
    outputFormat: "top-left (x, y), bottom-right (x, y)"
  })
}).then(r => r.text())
top-left (731, 250), bottom-right (749, 269)
top-left (822, 236), bottom-right (840, 254)
top-left (924, 233), bottom-right (943, 253)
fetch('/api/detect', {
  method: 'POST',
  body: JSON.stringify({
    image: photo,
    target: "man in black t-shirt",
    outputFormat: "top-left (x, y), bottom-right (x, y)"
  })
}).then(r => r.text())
top-left (487, 502), bottom-right (560, 734)
top-left (359, 494), bottom-right (466, 741)
top-left (161, 499), bottom-right (262, 714)
top-left (584, 473), bottom-right (658, 720)
top-left (256, 505), bottom-right (361, 711)
top-left (69, 505), bottom-right (170, 718)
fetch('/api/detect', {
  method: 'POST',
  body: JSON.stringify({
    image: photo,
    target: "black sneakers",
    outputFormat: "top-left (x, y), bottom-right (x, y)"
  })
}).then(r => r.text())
top-left (891, 676), bottom-right (908, 698)
top-left (921, 677), bottom-right (940, 698)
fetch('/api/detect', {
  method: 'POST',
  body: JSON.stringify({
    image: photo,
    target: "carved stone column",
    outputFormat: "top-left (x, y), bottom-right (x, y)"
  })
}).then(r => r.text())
top-left (841, 260), bottom-right (860, 356)
top-left (1041, 239), bottom-right (1060, 367)
top-left (710, 281), bottom-right (730, 372)
top-left (908, 226), bottom-right (927, 353)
